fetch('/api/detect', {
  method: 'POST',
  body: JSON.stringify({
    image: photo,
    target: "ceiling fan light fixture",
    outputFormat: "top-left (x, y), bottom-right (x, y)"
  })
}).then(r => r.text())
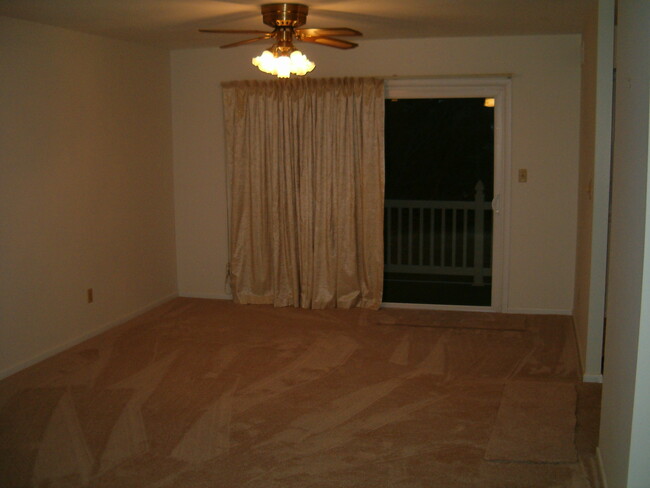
top-left (201, 3), bottom-right (359, 77)
top-left (252, 49), bottom-right (315, 78)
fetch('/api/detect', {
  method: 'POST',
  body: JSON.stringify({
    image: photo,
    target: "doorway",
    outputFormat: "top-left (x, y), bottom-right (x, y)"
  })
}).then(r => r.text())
top-left (382, 78), bottom-right (511, 311)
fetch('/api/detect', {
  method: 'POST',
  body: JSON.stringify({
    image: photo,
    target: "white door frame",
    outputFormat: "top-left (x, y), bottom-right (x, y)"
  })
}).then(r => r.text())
top-left (383, 77), bottom-right (512, 312)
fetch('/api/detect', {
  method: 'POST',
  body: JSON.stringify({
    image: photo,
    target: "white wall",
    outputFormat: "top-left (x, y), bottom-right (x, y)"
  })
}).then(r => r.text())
top-left (573, 5), bottom-right (598, 363)
top-left (171, 35), bottom-right (581, 313)
top-left (573, 1), bottom-right (614, 381)
top-left (599, 2), bottom-right (650, 486)
top-left (0, 17), bottom-right (178, 377)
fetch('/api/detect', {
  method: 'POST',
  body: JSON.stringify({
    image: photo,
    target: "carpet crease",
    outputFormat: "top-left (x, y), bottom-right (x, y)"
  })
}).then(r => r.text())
top-left (0, 298), bottom-right (600, 487)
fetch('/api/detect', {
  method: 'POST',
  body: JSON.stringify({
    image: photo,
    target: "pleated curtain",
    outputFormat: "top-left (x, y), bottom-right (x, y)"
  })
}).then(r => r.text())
top-left (222, 77), bottom-right (385, 309)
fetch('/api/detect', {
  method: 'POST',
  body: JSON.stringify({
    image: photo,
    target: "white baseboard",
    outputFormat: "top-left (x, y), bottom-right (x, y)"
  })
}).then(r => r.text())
top-left (179, 292), bottom-right (232, 300)
top-left (583, 373), bottom-right (604, 383)
top-left (0, 292), bottom-right (178, 381)
top-left (596, 447), bottom-right (608, 488)
top-left (505, 307), bottom-right (572, 315)
top-left (569, 316), bottom-right (587, 380)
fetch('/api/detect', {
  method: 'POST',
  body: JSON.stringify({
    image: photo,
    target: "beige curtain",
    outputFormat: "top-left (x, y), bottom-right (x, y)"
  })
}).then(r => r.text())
top-left (222, 77), bottom-right (385, 309)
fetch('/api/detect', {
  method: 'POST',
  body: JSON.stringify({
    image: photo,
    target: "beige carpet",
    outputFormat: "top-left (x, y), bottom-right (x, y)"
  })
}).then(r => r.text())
top-left (485, 381), bottom-right (578, 463)
top-left (0, 298), bottom-right (601, 487)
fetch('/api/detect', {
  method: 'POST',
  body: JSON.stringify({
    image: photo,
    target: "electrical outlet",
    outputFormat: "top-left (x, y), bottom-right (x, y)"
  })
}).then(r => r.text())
top-left (87, 288), bottom-right (94, 304)
top-left (518, 169), bottom-right (528, 183)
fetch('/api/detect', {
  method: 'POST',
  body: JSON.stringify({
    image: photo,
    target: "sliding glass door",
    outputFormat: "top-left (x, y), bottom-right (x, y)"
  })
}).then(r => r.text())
top-left (383, 79), bottom-right (510, 310)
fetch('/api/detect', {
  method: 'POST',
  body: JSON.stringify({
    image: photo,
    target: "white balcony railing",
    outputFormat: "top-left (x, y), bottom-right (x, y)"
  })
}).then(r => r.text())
top-left (384, 181), bottom-right (492, 286)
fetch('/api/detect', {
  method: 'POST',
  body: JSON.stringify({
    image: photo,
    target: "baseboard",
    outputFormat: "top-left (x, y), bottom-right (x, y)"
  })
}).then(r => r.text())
top-left (505, 307), bottom-right (572, 315)
top-left (596, 447), bottom-right (608, 488)
top-left (583, 374), bottom-right (604, 383)
top-left (179, 292), bottom-right (233, 300)
top-left (570, 315), bottom-right (586, 380)
top-left (0, 292), bottom-right (178, 381)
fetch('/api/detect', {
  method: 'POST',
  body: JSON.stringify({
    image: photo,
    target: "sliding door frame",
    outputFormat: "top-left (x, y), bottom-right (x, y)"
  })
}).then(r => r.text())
top-left (383, 77), bottom-right (512, 312)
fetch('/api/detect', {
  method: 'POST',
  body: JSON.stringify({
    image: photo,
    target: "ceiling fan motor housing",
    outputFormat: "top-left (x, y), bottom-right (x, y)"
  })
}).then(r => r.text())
top-left (261, 3), bottom-right (309, 28)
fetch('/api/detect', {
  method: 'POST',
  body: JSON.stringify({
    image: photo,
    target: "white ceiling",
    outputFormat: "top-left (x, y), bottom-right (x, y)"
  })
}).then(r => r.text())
top-left (0, 0), bottom-right (594, 50)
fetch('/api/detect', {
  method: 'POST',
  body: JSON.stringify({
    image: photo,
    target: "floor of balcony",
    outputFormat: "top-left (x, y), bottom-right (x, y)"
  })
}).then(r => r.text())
top-left (383, 273), bottom-right (492, 306)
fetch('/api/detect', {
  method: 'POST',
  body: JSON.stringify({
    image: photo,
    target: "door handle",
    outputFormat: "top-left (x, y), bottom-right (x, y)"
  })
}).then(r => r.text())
top-left (492, 194), bottom-right (501, 214)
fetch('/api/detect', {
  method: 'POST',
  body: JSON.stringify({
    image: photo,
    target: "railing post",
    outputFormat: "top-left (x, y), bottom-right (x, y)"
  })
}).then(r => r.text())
top-left (473, 181), bottom-right (485, 286)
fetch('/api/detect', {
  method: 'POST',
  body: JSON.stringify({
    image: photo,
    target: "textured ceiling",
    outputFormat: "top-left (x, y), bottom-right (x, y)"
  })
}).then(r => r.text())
top-left (0, 0), bottom-right (594, 49)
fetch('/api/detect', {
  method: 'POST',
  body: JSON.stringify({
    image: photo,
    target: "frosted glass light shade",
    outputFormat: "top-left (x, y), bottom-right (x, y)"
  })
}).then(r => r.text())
top-left (252, 50), bottom-right (315, 78)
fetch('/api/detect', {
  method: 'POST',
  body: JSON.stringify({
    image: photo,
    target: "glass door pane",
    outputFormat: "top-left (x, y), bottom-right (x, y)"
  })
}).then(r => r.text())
top-left (383, 98), bottom-right (494, 306)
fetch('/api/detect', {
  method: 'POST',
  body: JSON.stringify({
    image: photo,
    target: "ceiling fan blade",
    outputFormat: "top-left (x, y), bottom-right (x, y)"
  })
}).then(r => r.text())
top-left (295, 28), bottom-right (362, 38)
top-left (220, 35), bottom-right (274, 49)
top-left (299, 36), bottom-right (358, 49)
top-left (199, 29), bottom-right (271, 34)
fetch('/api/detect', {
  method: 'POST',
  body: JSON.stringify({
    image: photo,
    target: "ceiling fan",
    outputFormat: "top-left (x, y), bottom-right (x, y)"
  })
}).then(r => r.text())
top-left (199, 3), bottom-right (362, 77)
